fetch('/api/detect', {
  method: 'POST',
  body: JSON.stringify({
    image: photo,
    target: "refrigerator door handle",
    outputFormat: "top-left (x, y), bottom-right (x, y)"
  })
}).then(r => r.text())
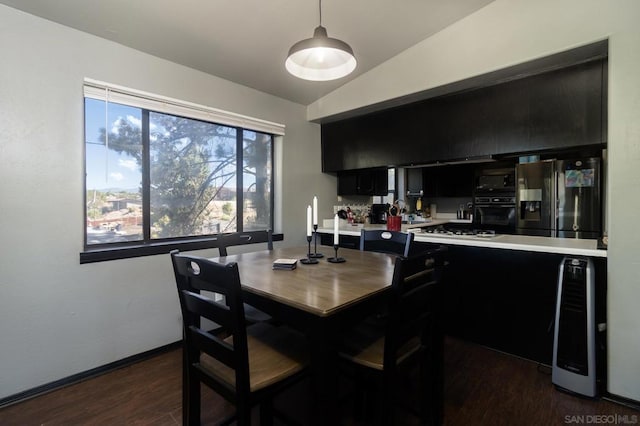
top-left (572, 193), bottom-right (580, 231)
top-left (552, 168), bottom-right (558, 237)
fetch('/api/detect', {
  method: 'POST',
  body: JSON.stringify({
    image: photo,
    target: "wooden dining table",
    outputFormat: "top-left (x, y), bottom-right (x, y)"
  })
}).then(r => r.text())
top-left (211, 245), bottom-right (398, 425)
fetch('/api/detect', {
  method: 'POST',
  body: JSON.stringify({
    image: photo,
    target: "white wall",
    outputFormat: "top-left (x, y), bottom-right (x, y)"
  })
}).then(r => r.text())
top-left (310, 0), bottom-right (640, 402)
top-left (0, 5), bottom-right (335, 399)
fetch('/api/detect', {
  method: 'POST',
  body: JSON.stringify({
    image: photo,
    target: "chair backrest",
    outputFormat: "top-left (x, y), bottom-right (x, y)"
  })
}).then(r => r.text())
top-left (360, 229), bottom-right (414, 257)
top-left (170, 250), bottom-right (251, 399)
top-left (383, 246), bottom-right (446, 370)
top-left (218, 229), bottom-right (273, 257)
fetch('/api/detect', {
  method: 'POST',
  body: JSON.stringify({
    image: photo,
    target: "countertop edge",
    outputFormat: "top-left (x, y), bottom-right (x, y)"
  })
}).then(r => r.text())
top-left (316, 226), bottom-right (606, 258)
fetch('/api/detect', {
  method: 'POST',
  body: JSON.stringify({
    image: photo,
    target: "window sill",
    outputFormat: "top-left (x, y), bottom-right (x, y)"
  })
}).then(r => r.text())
top-left (80, 233), bottom-right (284, 264)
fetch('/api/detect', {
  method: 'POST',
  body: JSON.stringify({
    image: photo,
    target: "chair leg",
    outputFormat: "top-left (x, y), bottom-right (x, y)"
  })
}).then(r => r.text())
top-left (352, 369), bottom-right (366, 422)
top-left (375, 373), bottom-right (394, 426)
top-left (260, 400), bottom-right (274, 426)
top-left (384, 375), bottom-right (396, 426)
top-left (236, 400), bottom-right (252, 426)
top-left (185, 369), bottom-right (200, 426)
top-left (419, 352), bottom-right (432, 425)
top-left (360, 372), bottom-right (378, 425)
top-left (432, 327), bottom-right (445, 425)
top-left (363, 380), bottom-right (375, 425)
top-left (420, 336), bottom-right (444, 425)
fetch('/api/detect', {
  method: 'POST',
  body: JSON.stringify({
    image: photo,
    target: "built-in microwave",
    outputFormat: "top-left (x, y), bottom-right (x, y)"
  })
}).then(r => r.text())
top-left (475, 167), bottom-right (516, 193)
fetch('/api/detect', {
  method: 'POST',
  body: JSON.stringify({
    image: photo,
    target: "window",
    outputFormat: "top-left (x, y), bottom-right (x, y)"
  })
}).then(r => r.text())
top-left (386, 167), bottom-right (396, 203)
top-left (82, 80), bottom-right (282, 262)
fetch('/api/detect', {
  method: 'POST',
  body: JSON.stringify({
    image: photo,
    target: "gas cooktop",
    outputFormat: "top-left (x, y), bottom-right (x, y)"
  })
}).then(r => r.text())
top-left (421, 225), bottom-right (496, 238)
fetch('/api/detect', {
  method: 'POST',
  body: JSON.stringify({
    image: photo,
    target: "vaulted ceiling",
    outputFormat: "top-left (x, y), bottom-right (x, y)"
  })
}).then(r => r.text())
top-left (0, 0), bottom-right (494, 105)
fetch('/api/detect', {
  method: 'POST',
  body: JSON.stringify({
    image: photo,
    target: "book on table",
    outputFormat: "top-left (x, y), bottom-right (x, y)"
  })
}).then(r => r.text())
top-left (272, 258), bottom-right (298, 270)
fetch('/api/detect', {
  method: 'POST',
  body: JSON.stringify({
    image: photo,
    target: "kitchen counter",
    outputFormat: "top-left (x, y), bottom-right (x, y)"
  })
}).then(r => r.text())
top-left (317, 221), bottom-right (442, 236)
top-left (317, 221), bottom-right (606, 258)
top-left (411, 232), bottom-right (605, 257)
top-left (321, 217), bottom-right (452, 233)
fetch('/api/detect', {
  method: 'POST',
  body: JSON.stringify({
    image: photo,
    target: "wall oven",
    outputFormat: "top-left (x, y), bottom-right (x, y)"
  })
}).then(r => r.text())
top-left (473, 166), bottom-right (516, 233)
top-left (474, 195), bottom-right (516, 233)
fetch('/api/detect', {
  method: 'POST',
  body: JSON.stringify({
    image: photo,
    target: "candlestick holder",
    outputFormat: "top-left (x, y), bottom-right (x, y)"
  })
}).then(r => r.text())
top-left (300, 235), bottom-right (319, 264)
top-left (328, 244), bottom-right (346, 263)
top-left (309, 224), bottom-right (324, 258)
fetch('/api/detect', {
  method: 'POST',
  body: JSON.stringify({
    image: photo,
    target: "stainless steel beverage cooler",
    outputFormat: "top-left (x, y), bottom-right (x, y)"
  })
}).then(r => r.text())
top-left (552, 257), bottom-right (598, 397)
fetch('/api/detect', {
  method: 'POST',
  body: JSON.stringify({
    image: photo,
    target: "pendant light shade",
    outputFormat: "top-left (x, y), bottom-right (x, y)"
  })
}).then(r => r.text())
top-left (285, 1), bottom-right (356, 81)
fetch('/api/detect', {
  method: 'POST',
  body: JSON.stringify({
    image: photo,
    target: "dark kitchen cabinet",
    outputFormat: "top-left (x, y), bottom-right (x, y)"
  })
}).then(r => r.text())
top-left (422, 168), bottom-right (438, 198)
top-left (406, 168), bottom-right (423, 195)
top-left (318, 233), bottom-right (359, 249)
top-left (337, 171), bottom-right (358, 195)
top-left (422, 164), bottom-right (475, 198)
top-left (322, 110), bottom-right (419, 172)
top-left (441, 245), bottom-right (560, 365)
top-left (427, 90), bottom-right (500, 162)
top-left (337, 168), bottom-right (388, 196)
top-left (442, 164), bottom-right (475, 197)
top-left (437, 243), bottom-right (607, 366)
top-left (526, 60), bottom-right (604, 151)
top-left (321, 57), bottom-right (606, 173)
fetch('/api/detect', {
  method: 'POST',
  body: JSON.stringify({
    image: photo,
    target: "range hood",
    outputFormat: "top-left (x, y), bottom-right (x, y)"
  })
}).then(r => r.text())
top-left (406, 154), bottom-right (496, 168)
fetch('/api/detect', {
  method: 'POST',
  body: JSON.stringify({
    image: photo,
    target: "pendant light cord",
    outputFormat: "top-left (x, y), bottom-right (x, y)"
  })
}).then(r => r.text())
top-left (319, 0), bottom-right (322, 26)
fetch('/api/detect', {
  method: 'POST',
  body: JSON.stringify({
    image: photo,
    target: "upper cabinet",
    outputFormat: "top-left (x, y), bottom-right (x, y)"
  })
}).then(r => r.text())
top-left (422, 164), bottom-right (475, 198)
top-left (406, 168), bottom-right (424, 195)
top-left (321, 59), bottom-right (606, 173)
top-left (526, 61), bottom-right (605, 151)
top-left (337, 168), bottom-right (388, 196)
top-left (322, 111), bottom-right (414, 172)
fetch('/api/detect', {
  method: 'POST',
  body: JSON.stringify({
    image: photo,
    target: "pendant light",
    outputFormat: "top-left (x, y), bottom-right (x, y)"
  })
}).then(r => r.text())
top-left (285, 0), bottom-right (357, 81)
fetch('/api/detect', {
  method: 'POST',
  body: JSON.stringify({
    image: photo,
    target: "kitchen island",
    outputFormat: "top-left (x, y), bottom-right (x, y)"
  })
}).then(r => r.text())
top-left (317, 221), bottom-right (607, 368)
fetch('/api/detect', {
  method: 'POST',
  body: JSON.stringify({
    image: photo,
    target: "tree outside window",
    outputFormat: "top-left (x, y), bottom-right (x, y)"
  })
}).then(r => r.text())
top-left (84, 98), bottom-right (273, 248)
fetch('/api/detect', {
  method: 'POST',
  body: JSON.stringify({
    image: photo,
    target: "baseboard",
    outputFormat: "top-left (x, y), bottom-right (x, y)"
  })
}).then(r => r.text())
top-left (0, 341), bottom-right (182, 409)
top-left (603, 393), bottom-right (640, 412)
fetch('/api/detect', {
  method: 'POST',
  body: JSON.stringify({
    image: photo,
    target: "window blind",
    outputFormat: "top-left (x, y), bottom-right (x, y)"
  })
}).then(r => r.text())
top-left (83, 78), bottom-right (285, 136)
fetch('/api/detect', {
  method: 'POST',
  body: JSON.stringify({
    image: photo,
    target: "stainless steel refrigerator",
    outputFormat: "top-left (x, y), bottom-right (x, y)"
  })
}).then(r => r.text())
top-left (516, 158), bottom-right (602, 238)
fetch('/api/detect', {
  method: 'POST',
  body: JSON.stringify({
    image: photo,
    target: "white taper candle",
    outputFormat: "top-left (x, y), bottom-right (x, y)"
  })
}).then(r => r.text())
top-left (313, 196), bottom-right (318, 225)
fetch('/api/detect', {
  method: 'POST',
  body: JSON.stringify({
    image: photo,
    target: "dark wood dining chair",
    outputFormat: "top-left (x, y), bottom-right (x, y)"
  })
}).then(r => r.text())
top-left (218, 230), bottom-right (274, 323)
top-left (170, 251), bottom-right (309, 425)
top-left (338, 247), bottom-right (446, 425)
top-left (218, 229), bottom-right (273, 256)
top-left (359, 228), bottom-right (414, 257)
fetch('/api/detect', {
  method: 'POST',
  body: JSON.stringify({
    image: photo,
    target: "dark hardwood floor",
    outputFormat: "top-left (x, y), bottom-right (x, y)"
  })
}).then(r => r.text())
top-left (1, 337), bottom-right (637, 425)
